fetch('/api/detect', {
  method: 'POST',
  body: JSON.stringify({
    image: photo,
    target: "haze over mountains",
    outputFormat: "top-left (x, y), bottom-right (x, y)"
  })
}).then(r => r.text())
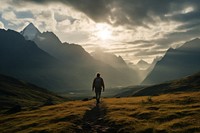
top-left (91, 49), bottom-right (140, 83)
top-left (1, 22), bottom-right (200, 93)
top-left (23, 23), bottom-right (141, 85)
top-left (0, 23), bottom-right (141, 92)
top-left (136, 60), bottom-right (150, 70)
top-left (143, 38), bottom-right (200, 85)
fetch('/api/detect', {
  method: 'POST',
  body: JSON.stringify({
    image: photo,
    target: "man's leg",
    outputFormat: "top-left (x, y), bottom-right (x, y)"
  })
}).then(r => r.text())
top-left (95, 91), bottom-right (100, 104)
top-left (95, 92), bottom-right (98, 103)
top-left (97, 91), bottom-right (101, 103)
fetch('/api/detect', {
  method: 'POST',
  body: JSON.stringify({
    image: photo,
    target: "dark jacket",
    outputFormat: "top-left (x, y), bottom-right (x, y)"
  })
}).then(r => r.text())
top-left (92, 77), bottom-right (105, 91)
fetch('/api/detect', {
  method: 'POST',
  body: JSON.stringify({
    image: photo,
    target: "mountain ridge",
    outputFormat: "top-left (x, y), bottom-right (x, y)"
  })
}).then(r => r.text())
top-left (0, 28), bottom-right (77, 91)
top-left (143, 38), bottom-right (200, 85)
top-left (22, 23), bottom-right (141, 86)
top-left (114, 71), bottom-right (200, 97)
top-left (21, 23), bottom-right (41, 40)
top-left (134, 71), bottom-right (200, 96)
top-left (0, 24), bottom-right (141, 93)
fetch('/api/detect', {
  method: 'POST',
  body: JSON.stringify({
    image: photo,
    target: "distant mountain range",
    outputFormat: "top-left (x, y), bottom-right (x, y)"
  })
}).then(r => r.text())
top-left (143, 38), bottom-right (200, 85)
top-left (0, 74), bottom-right (66, 113)
top-left (2, 23), bottom-right (199, 93)
top-left (0, 23), bottom-right (141, 92)
top-left (91, 49), bottom-right (140, 83)
top-left (134, 71), bottom-right (200, 96)
top-left (23, 23), bottom-right (141, 86)
top-left (115, 71), bottom-right (200, 97)
top-left (136, 59), bottom-right (150, 70)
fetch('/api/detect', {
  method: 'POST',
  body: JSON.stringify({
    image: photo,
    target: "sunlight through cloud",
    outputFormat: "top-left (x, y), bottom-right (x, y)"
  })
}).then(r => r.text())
top-left (95, 23), bottom-right (113, 41)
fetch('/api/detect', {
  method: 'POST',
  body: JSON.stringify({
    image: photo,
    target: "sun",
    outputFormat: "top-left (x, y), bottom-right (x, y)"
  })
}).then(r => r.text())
top-left (98, 29), bottom-right (111, 40)
top-left (96, 23), bottom-right (112, 41)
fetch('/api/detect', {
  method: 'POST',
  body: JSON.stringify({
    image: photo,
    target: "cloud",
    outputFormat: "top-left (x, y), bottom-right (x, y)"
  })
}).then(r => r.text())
top-left (2, 0), bottom-right (200, 63)
top-left (22, 0), bottom-right (112, 23)
top-left (16, 0), bottom-right (200, 26)
top-left (0, 21), bottom-right (4, 28)
top-left (54, 12), bottom-right (77, 24)
top-left (15, 10), bottom-right (34, 19)
top-left (37, 10), bottom-right (53, 20)
top-left (2, 11), bottom-right (16, 21)
top-left (135, 49), bottom-right (166, 57)
top-left (176, 20), bottom-right (200, 31)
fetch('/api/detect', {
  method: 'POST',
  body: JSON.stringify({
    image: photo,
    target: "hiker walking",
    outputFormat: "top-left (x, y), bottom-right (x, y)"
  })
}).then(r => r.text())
top-left (92, 73), bottom-right (105, 104)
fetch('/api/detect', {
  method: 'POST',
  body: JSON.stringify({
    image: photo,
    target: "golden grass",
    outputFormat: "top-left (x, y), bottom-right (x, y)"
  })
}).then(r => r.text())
top-left (0, 100), bottom-right (93, 133)
top-left (104, 91), bottom-right (200, 133)
top-left (0, 91), bottom-right (200, 133)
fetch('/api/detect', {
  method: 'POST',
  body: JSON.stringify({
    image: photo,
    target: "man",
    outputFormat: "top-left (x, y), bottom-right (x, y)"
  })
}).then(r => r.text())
top-left (92, 73), bottom-right (105, 104)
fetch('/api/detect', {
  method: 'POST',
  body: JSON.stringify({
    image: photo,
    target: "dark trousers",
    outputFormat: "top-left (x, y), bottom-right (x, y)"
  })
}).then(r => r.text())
top-left (95, 91), bottom-right (101, 103)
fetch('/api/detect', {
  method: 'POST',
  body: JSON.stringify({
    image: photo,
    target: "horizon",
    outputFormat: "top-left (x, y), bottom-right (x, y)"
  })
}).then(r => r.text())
top-left (1, 0), bottom-right (200, 64)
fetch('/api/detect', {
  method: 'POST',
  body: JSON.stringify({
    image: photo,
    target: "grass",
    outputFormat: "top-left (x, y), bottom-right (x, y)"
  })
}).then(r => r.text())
top-left (0, 100), bottom-right (92, 133)
top-left (105, 91), bottom-right (200, 133)
top-left (0, 91), bottom-right (200, 133)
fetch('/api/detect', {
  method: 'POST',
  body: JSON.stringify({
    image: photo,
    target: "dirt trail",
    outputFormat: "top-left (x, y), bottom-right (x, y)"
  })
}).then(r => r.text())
top-left (80, 102), bottom-right (117, 133)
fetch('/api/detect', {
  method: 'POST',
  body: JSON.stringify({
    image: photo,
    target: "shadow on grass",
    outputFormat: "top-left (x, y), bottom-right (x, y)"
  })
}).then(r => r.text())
top-left (80, 103), bottom-right (118, 133)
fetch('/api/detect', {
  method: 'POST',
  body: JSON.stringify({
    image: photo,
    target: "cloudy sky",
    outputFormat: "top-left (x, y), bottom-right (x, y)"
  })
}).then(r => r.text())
top-left (1, 0), bottom-right (200, 64)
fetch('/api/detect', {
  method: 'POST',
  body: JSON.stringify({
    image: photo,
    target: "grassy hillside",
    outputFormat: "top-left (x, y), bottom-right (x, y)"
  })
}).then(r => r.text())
top-left (0, 74), bottom-right (67, 113)
top-left (1, 91), bottom-right (200, 133)
top-left (134, 72), bottom-right (200, 96)
top-left (115, 72), bottom-right (200, 97)
top-left (114, 85), bottom-right (147, 98)
top-left (105, 92), bottom-right (200, 133)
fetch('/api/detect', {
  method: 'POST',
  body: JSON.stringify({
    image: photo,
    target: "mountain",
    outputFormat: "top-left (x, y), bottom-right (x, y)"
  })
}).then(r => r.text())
top-left (91, 50), bottom-right (140, 84)
top-left (91, 49), bottom-right (128, 68)
top-left (0, 29), bottom-right (78, 91)
top-left (20, 23), bottom-right (141, 87)
top-left (140, 56), bottom-right (162, 80)
top-left (146, 56), bottom-right (162, 73)
top-left (134, 71), bottom-right (200, 96)
top-left (0, 23), bottom-right (141, 94)
top-left (20, 23), bottom-right (41, 40)
top-left (0, 74), bottom-right (66, 113)
top-left (143, 38), bottom-right (200, 85)
top-left (33, 31), bottom-right (94, 65)
top-left (115, 71), bottom-right (200, 97)
top-left (136, 59), bottom-right (150, 70)
top-left (114, 85), bottom-right (147, 98)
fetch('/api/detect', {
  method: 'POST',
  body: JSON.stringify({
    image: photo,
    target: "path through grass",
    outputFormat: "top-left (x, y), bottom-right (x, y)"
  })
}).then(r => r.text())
top-left (1, 91), bottom-right (200, 133)
top-left (80, 102), bottom-right (118, 133)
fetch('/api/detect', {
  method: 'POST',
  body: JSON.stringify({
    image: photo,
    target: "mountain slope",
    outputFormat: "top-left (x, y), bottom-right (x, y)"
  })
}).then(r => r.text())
top-left (1, 28), bottom-right (140, 92)
top-left (91, 50), bottom-right (140, 84)
top-left (143, 38), bottom-right (200, 84)
top-left (34, 31), bottom-right (94, 65)
top-left (91, 49), bottom-right (128, 68)
top-left (136, 59), bottom-right (150, 70)
top-left (21, 23), bottom-right (140, 87)
top-left (0, 74), bottom-right (66, 113)
top-left (134, 71), bottom-right (200, 96)
top-left (33, 31), bottom-right (140, 87)
top-left (1, 91), bottom-right (199, 133)
top-left (0, 29), bottom-right (78, 91)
